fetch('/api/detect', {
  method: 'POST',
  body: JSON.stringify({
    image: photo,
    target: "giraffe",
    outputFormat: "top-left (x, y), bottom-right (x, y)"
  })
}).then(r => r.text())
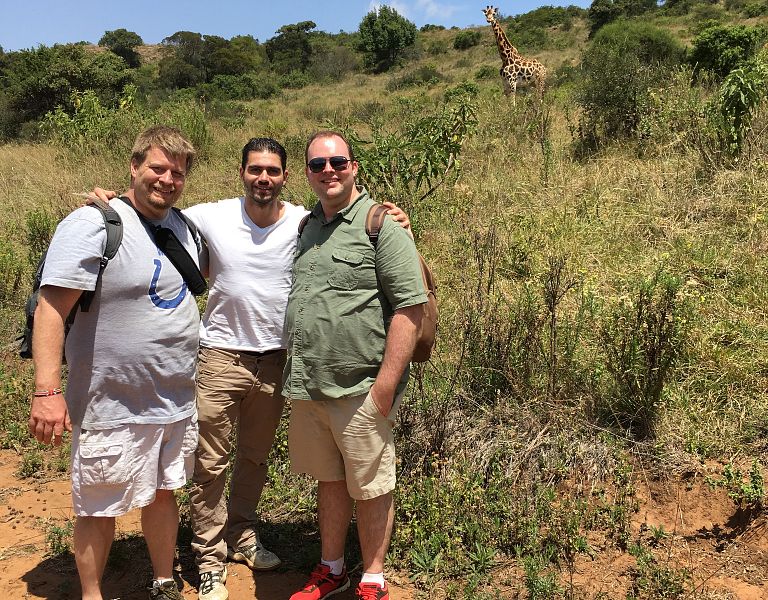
top-left (482, 5), bottom-right (547, 103)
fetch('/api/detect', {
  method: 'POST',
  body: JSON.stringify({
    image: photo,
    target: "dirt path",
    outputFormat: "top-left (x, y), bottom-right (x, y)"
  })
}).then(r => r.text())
top-left (0, 450), bottom-right (414, 599)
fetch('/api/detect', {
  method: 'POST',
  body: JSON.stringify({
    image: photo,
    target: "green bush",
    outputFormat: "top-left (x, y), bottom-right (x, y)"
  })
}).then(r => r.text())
top-left (386, 64), bottom-right (444, 91)
top-left (577, 21), bottom-right (685, 146)
top-left (689, 23), bottom-right (768, 78)
top-left (453, 30), bottom-right (482, 50)
top-left (475, 64), bottom-right (498, 80)
top-left (742, 1), bottom-right (768, 16)
top-left (588, 0), bottom-right (657, 36)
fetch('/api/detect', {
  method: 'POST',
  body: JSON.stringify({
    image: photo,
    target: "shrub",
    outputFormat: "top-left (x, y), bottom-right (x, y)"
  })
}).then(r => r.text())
top-left (386, 64), bottom-right (444, 91)
top-left (596, 269), bottom-right (688, 440)
top-left (577, 21), bottom-right (685, 146)
top-left (742, 1), bottom-right (768, 15)
top-left (588, 0), bottom-right (657, 36)
top-left (475, 64), bottom-right (498, 80)
top-left (453, 30), bottom-right (482, 50)
top-left (689, 23), bottom-right (768, 78)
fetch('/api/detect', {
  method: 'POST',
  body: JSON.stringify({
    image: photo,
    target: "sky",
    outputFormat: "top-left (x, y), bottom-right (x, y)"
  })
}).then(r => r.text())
top-left (0, 0), bottom-right (589, 52)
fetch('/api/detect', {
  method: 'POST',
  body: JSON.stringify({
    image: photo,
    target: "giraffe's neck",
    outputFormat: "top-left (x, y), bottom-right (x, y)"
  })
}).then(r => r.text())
top-left (491, 20), bottom-right (519, 64)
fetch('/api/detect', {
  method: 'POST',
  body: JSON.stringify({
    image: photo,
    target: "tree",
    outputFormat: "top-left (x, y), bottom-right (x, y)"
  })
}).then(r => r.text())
top-left (265, 21), bottom-right (316, 74)
top-left (358, 6), bottom-right (418, 72)
top-left (99, 28), bottom-right (143, 68)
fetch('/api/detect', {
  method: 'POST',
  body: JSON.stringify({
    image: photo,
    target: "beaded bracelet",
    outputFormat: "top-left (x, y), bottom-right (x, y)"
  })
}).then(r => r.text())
top-left (33, 388), bottom-right (63, 397)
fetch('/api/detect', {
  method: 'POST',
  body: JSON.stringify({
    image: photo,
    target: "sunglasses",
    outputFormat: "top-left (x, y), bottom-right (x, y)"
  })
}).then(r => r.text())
top-left (307, 156), bottom-right (350, 173)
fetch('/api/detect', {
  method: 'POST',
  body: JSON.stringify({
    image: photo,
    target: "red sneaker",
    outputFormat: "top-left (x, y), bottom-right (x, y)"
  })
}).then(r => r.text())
top-left (289, 564), bottom-right (350, 600)
top-left (356, 582), bottom-right (389, 600)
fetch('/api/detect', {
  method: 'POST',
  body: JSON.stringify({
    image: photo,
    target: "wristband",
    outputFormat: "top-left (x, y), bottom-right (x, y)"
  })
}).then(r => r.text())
top-left (33, 388), bottom-right (63, 397)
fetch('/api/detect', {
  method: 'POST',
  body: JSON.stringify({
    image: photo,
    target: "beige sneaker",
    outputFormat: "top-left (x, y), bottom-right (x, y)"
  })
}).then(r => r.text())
top-left (227, 537), bottom-right (281, 571)
top-left (198, 567), bottom-right (228, 600)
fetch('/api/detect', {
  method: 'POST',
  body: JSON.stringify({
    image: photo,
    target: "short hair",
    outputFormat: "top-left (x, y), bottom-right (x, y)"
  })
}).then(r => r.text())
top-left (131, 126), bottom-right (196, 173)
top-left (241, 137), bottom-right (287, 171)
top-left (304, 130), bottom-right (356, 163)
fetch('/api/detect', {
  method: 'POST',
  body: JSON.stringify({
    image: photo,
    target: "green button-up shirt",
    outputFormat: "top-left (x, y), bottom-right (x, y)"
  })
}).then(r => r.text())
top-left (284, 189), bottom-right (427, 401)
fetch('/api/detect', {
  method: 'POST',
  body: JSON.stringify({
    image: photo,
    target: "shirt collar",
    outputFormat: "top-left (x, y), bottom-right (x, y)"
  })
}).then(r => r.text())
top-left (311, 186), bottom-right (370, 225)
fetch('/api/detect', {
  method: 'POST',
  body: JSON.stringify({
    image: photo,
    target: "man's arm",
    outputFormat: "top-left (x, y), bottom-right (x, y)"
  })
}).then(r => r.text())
top-left (29, 286), bottom-right (82, 446)
top-left (370, 303), bottom-right (423, 416)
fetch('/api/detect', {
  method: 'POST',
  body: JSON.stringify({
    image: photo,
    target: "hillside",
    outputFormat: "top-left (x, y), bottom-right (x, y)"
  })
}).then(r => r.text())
top-left (1, 3), bottom-right (768, 598)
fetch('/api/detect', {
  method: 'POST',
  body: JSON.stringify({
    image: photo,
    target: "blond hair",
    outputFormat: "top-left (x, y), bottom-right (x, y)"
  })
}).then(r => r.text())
top-left (131, 125), bottom-right (196, 173)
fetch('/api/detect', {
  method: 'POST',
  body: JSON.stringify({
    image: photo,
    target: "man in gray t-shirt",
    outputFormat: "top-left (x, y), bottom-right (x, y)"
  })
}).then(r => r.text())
top-left (29, 126), bottom-right (199, 600)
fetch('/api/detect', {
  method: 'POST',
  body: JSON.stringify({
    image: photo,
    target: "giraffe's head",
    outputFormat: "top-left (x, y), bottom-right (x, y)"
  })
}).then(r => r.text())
top-left (482, 6), bottom-right (498, 23)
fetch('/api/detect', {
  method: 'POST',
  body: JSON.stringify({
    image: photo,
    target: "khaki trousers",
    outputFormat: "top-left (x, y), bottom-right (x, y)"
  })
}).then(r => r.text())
top-left (189, 346), bottom-right (286, 572)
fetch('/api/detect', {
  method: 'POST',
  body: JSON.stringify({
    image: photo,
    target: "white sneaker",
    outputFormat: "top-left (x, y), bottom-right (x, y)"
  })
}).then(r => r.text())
top-left (198, 566), bottom-right (228, 600)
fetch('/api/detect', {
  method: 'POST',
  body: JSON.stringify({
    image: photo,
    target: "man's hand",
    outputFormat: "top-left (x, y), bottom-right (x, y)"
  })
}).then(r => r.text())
top-left (370, 383), bottom-right (395, 418)
top-left (85, 187), bottom-right (118, 204)
top-left (382, 202), bottom-right (413, 238)
top-left (29, 393), bottom-right (71, 446)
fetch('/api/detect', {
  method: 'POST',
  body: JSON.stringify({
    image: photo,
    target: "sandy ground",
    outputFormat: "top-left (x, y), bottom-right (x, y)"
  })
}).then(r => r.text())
top-left (2, 449), bottom-right (768, 599)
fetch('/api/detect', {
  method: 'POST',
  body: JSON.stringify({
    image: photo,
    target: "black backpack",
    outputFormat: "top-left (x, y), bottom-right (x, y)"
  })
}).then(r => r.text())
top-left (18, 199), bottom-right (122, 359)
top-left (18, 198), bottom-right (206, 359)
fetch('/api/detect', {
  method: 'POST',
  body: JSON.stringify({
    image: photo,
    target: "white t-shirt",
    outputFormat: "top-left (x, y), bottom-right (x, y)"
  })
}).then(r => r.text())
top-left (182, 198), bottom-right (307, 352)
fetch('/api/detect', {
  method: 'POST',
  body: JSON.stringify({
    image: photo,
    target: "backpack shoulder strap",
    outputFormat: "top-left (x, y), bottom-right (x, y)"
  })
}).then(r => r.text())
top-left (298, 213), bottom-right (312, 237)
top-left (90, 198), bottom-right (123, 261)
top-left (365, 204), bottom-right (390, 249)
top-left (79, 199), bottom-right (123, 312)
top-left (172, 206), bottom-right (204, 254)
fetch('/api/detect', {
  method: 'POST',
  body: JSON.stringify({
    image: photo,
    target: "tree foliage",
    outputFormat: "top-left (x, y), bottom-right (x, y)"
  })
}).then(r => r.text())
top-left (99, 28), bottom-right (143, 68)
top-left (159, 31), bottom-right (265, 89)
top-left (0, 44), bottom-right (131, 139)
top-left (689, 22), bottom-right (768, 78)
top-left (265, 21), bottom-right (316, 75)
top-left (453, 30), bottom-right (482, 50)
top-left (358, 6), bottom-right (418, 72)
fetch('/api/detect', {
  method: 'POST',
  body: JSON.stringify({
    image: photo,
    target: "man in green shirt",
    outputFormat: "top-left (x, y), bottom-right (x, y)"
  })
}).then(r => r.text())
top-left (286, 131), bottom-right (427, 600)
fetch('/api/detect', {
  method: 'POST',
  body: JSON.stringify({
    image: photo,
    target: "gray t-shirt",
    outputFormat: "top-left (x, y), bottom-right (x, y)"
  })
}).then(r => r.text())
top-left (41, 199), bottom-right (200, 429)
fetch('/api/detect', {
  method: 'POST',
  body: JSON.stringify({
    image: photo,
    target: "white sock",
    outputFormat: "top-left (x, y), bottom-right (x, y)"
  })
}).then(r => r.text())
top-left (361, 572), bottom-right (385, 587)
top-left (321, 556), bottom-right (345, 576)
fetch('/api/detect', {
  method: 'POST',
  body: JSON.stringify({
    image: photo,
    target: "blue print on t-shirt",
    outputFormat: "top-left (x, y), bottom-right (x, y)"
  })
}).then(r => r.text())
top-left (149, 258), bottom-right (188, 308)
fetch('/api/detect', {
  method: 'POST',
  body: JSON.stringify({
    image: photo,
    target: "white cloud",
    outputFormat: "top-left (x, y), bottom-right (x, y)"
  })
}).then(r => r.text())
top-left (368, 1), bottom-right (412, 18)
top-left (416, 0), bottom-right (459, 19)
top-left (369, 0), bottom-right (461, 21)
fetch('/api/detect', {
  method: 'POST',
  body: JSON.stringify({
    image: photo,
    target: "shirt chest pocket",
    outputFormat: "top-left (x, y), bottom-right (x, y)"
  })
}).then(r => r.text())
top-left (328, 250), bottom-right (365, 291)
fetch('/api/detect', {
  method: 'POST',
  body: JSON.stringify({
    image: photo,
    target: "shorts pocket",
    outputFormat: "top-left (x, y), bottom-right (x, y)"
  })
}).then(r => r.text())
top-left (79, 442), bottom-right (129, 486)
top-left (197, 348), bottom-right (235, 380)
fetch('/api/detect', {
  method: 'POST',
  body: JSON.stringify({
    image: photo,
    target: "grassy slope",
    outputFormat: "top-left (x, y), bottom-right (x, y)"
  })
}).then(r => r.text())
top-left (1, 7), bottom-right (768, 598)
